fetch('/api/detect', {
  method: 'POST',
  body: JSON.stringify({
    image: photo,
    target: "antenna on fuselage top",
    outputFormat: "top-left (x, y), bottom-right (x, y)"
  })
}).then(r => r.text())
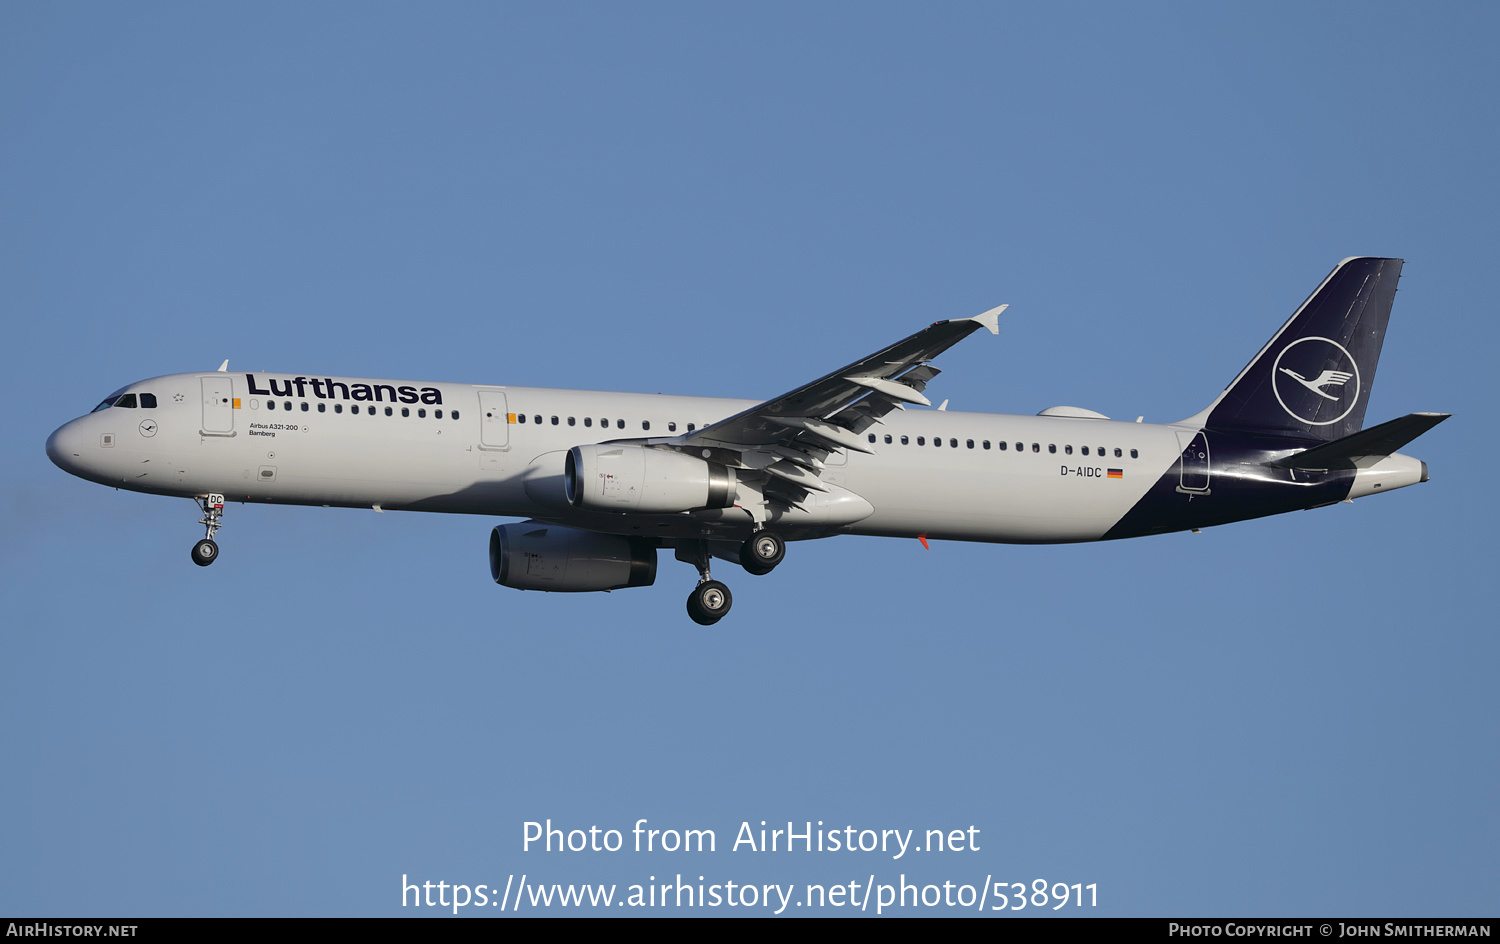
top-left (217, 360), bottom-right (229, 372)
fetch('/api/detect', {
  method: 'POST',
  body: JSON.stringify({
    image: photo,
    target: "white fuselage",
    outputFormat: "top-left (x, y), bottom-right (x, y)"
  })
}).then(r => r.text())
top-left (48, 371), bottom-right (1189, 545)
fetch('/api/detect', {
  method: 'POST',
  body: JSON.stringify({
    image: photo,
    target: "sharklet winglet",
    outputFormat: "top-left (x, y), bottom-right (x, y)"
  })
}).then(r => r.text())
top-left (970, 304), bottom-right (1006, 335)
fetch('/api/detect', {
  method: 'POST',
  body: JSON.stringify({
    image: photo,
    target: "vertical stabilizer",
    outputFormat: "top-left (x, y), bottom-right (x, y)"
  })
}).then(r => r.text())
top-left (1198, 257), bottom-right (1402, 441)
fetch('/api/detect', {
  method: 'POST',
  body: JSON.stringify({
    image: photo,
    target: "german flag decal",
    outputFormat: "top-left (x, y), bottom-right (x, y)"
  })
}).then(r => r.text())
top-left (1107, 468), bottom-right (1123, 478)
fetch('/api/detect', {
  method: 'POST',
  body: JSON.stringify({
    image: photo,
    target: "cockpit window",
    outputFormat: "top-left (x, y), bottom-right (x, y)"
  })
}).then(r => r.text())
top-left (92, 387), bottom-right (130, 412)
top-left (93, 390), bottom-right (151, 411)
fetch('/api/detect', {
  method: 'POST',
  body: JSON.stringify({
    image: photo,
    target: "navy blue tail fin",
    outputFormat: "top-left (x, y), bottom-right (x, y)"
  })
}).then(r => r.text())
top-left (1198, 257), bottom-right (1403, 442)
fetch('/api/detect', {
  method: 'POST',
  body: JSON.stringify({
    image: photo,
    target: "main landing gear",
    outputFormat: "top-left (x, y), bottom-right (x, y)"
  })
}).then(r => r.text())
top-left (679, 530), bottom-right (786, 625)
top-left (687, 580), bottom-right (733, 626)
top-left (739, 530), bottom-right (786, 576)
top-left (191, 493), bottom-right (225, 567)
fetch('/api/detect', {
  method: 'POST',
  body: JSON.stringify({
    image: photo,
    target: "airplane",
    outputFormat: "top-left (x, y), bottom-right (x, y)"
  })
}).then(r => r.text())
top-left (46, 256), bottom-right (1448, 625)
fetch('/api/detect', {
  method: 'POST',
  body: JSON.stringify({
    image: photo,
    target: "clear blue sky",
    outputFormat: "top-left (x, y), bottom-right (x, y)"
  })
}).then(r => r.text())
top-left (3, 2), bottom-right (1495, 917)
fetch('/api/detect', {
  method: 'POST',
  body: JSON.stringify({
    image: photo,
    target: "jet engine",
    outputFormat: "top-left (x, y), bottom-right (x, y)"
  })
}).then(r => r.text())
top-left (489, 523), bottom-right (657, 592)
top-left (565, 444), bottom-right (737, 513)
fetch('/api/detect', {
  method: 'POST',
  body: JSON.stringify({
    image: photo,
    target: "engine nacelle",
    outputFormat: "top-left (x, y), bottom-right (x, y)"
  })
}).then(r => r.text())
top-left (565, 443), bottom-right (737, 513)
top-left (489, 523), bottom-right (657, 592)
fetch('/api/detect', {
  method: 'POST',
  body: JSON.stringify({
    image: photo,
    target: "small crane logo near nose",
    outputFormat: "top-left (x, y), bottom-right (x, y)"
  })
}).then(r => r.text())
top-left (140, 420), bottom-right (157, 437)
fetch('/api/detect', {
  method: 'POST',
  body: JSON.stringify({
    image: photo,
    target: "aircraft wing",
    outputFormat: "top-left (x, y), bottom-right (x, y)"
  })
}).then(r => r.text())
top-left (674, 305), bottom-right (1005, 498)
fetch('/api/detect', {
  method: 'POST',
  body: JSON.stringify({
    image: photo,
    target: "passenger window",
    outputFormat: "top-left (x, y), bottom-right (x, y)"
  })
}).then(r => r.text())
top-left (968, 439), bottom-right (975, 449)
top-left (267, 400), bottom-right (275, 411)
top-left (642, 420), bottom-right (650, 431)
top-left (384, 406), bottom-right (393, 416)
top-left (617, 419), bottom-right (625, 429)
top-left (518, 414), bottom-right (526, 423)
top-left (1114, 447), bottom-right (1122, 457)
top-left (668, 422), bottom-right (676, 432)
top-left (1065, 445), bottom-right (1073, 455)
top-left (934, 437), bottom-right (941, 447)
top-left (901, 435), bottom-right (909, 445)
top-left (451, 410), bottom-right (459, 420)
top-left (884, 434), bottom-right (892, 444)
top-left (1130, 448), bottom-right (1138, 458)
top-left (600, 418), bottom-right (607, 427)
top-left (536, 415), bottom-right (543, 425)
top-left (1081, 446), bottom-right (1089, 456)
top-left (552, 416), bottom-right (559, 425)
top-left (140, 393), bottom-right (157, 409)
top-left (433, 409), bottom-right (441, 418)
top-left (318, 403), bottom-right (326, 413)
top-left (998, 441), bottom-right (1007, 451)
top-left (585, 417), bottom-right (593, 427)
top-left (917, 436), bottom-right (926, 445)
top-left (284, 402), bottom-right (291, 411)
top-left (417, 408), bottom-right (425, 418)
top-left (688, 423), bottom-right (696, 432)
top-left (1049, 444), bottom-right (1057, 454)
top-left (302, 402), bottom-right (309, 412)
top-left (868, 434), bottom-right (876, 443)
top-left (568, 417), bottom-right (575, 426)
top-left (1017, 443), bottom-right (1025, 452)
top-left (950, 438), bottom-right (958, 448)
top-left (982, 440), bottom-right (990, 449)
top-left (401, 407), bottom-right (409, 417)
top-left (1097, 446), bottom-right (1104, 456)
top-left (335, 404), bottom-right (344, 414)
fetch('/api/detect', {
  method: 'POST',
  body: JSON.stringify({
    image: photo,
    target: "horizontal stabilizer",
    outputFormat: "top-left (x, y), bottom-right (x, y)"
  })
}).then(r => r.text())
top-left (1271, 413), bottom-right (1450, 469)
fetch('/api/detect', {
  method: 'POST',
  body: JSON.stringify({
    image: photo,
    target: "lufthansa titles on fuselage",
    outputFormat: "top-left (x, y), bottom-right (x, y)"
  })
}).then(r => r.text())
top-left (243, 374), bottom-right (443, 405)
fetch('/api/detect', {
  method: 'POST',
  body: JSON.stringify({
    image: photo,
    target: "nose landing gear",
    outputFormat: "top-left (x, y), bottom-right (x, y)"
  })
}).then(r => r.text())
top-left (191, 493), bottom-right (225, 567)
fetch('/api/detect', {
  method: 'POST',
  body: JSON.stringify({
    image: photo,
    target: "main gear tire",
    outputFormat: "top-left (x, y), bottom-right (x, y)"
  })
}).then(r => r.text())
top-left (687, 580), bottom-right (732, 625)
top-left (739, 531), bottom-right (785, 575)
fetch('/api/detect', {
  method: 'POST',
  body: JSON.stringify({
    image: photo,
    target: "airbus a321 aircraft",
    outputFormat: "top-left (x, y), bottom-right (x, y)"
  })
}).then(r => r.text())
top-left (48, 257), bottom-right (1447, 624)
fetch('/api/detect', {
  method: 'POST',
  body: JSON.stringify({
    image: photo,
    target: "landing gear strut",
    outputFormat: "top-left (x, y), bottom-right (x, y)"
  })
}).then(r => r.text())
top-left (739, 530), bottom-right (785, 575)
top-left (678, 540), bottom-right (733, 625)
top-left (191, 493), bottom-right (225, 567)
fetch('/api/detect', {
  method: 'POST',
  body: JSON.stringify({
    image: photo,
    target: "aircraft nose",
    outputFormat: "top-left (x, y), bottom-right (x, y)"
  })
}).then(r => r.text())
top-left (46, 419), bottom-right (87, 474)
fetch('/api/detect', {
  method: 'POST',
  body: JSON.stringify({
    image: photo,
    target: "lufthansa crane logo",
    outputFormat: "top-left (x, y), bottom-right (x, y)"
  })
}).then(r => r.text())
top-left (1271, 336), bottom-right (1360, 426)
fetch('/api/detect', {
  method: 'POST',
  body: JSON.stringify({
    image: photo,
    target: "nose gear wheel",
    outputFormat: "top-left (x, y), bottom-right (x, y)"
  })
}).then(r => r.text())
top-left (192, 493), bottom-right (226, 567)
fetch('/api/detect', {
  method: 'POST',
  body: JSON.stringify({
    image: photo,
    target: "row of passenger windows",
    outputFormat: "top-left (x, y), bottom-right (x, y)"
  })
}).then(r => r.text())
top-left (93, 393), bottom-right (158, 411)
top-left (92, 390), bottom-right (1140, 459)
top-left (867, 431), bottom-right (1140, 459)
top-left (263, 399), bottom-right (460, 419)
top-left (513, 414), bottom-right (698, 433)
